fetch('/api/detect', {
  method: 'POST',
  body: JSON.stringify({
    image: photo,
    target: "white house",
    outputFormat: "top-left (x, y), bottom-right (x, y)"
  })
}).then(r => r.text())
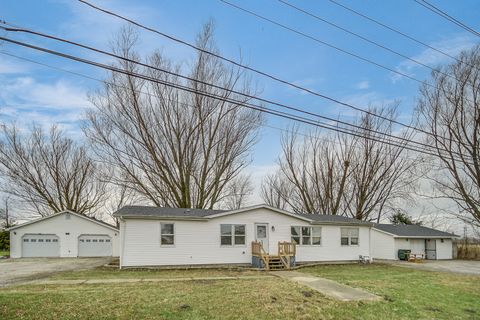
top-left (114, 204), bottom-right (373, 269)
top-left (371, 224), bottom-right (457, 260)
top-left (9, 210), bottom-right (120, 258)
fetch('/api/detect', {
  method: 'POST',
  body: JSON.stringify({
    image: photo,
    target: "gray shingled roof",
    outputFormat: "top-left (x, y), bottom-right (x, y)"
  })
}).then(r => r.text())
top-left (374, 224), bottom-right (457, 238)
top-left (114, 205), bottom-right (370, 225)
top-left (294, 213), bottom-right (371, 225)
top-left (114, 206), bottom-right (226, 218)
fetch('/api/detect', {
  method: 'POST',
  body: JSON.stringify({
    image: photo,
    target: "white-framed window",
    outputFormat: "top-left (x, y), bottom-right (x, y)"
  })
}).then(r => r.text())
top-left (341, 228), bottom-right (359, 246)
top-left (160, 223), bottom-right (175, 245)
top-left (220, 224), bottom-right (246, 246)
top-left (291, 226), bottom-right (321, 245)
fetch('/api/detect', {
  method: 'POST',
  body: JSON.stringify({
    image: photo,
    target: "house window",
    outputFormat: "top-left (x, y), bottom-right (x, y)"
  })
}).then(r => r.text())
top-left (291, 226), bottom-right (321, 245)
top-left (220, 224), bottom-right (246, 246)
top-left (441, 239), bottom-right (444, 243)
top-left (161, 223), bottom-right (175, 245)
top-left (341, 228), bottom-right (359, 246)
top-left (23, 239), bottom-right (29, 242)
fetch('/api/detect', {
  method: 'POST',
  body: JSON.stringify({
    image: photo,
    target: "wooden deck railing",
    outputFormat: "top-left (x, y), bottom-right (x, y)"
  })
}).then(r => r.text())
top-left (252, 241), bottom-right (296, 270)
top-left (278, 241), bottom-right (296, 256)
top-left (278, 241), bottom-right (296, 269)
top-left (252, 241), bottom-right (270, 270)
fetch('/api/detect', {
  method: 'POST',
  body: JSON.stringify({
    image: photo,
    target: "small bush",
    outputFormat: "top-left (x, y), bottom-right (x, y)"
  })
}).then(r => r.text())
top-left (0, 230), bottom-right (10, 251)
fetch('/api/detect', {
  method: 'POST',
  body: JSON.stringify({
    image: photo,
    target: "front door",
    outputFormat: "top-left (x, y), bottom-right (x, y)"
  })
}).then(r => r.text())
top-left (425, 239), bottom-right (437, 260)
top-left (255, 223), bottom-right (269, 253)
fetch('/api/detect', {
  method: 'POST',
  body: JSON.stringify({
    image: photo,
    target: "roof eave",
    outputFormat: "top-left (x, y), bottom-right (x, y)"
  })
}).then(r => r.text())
top-left (393, 235), bottom-right (458, 239)
top-left (310, 221), bottom-right (372, 226)
top-left (8, 210), bottom-right (118, 231)
top-left (119, 215), bottom-right (209, 221)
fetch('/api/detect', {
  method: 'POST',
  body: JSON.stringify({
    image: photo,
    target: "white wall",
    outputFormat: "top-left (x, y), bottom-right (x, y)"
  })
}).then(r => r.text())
top-left (394, 238), bottom-right (425, 258)
top-left (371, 229), bottom-right (395, 260)
top-left (120, 208), bottom-right (371, 267)
top-left (10, 213), bottom-right (120, 258)
top-left (436, 239), bottom-right (453, 259)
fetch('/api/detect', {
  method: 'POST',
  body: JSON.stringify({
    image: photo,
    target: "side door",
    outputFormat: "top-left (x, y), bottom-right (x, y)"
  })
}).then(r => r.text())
top-left (425, 239), bottom-right (437, 260)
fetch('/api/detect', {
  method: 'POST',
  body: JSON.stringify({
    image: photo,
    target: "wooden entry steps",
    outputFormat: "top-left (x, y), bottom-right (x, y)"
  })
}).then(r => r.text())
top-left (252, 241), bottom-right (296, 270)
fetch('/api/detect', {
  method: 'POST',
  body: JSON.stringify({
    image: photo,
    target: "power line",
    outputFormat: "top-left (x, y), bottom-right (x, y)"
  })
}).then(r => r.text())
top-left (277, 0), bottom-right (471, 87)
top-left (0, 50), bottom-right (439, 167)
top-left (76, 0), bottom-right (431, 137)
top-left (414, 0), bottom-right (480, 38)
top-left (0, 24), bottom-right (446, 154)
top-left (0, 36), bottom-right (454, 159)
top-left (327, 0), bottom-right (477, 70)
top-left (219, 0), bottom-right (433, 86)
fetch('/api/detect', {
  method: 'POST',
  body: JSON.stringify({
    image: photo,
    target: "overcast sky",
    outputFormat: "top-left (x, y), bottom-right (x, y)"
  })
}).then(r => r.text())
top-left (1, 0), bottom-right (479, 232)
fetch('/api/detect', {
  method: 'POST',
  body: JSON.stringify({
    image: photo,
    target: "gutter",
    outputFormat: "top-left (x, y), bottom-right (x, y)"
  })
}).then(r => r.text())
top-left (114, 215), bottom-right (209, 221)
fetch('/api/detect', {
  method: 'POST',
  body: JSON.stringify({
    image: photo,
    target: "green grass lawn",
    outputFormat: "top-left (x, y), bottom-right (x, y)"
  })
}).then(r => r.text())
top-left (49, 266), bottom-right (262, 280)
top-left (0, 250), bottom-right (8, 257)
top-left (0, 264), bottom-right (479, 319)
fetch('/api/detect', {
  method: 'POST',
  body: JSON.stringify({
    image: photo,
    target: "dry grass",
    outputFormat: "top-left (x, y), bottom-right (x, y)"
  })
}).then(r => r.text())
top-left (457, 244), bottom-right (480, 260)
top-left (1, 264), bottom-right (479, 319)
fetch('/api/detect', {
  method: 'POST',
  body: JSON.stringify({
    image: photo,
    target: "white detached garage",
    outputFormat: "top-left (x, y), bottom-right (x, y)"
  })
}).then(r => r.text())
top-left (9, 210), bottom-right (119, 258)
top-left (371, 224), bottom-right (457, 260)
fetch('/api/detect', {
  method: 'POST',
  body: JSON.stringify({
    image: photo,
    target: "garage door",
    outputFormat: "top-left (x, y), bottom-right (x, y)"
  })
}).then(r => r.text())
top-left (22, 234), bottom-right (60, 257)
top-left (78, 235), bottom-right (112, 257)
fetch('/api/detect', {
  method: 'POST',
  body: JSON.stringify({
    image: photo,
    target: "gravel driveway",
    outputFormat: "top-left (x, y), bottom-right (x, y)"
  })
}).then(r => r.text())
top-left (0, 257), bottom-right (112, 287)
top-left (388, 260), bottom-right (480, 275)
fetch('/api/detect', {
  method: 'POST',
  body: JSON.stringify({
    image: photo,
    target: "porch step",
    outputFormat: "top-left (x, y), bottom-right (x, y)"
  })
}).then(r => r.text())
top-left (267, 256), bottom-right (286, 270)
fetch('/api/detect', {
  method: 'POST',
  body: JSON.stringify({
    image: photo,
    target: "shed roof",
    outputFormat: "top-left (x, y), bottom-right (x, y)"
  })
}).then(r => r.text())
top-left (374, 224), bottom-right (457, 238)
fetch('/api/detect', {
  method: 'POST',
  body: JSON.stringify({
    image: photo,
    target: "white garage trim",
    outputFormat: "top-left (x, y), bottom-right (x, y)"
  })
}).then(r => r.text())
top-left (22, 234), bottom-right (60, 258)
top-left (78, 234), bottom-right (113, 257)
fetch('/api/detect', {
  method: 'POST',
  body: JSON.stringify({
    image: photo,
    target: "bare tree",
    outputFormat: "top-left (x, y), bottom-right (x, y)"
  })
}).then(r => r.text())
top-left (417, 45), bottom-right (480, 228)
top-left (345, 106), bottom-right (419, 222)
top-left (84, 23), bottom-right (262, 209)
top-left (0, 196), bottom-right (14, 229)
top-left (104, 182), bottom-right (143, 227)
top-left (261, 171), bottom-right (292, 210)
top-left (262, 128), bottom-right (354, 214)
top-left (262, 105), bottom-right (418, 221)
top-left (0, 124), bottom-right (107, 217)
top-left (221, 174), bottom-right (253, 210)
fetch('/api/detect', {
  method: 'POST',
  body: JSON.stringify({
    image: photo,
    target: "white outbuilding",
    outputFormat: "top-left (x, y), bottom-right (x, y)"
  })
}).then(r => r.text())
top-left (9, 210), bottom-right (120, 258)
top-left (371, 224), bottom-right (457, 260)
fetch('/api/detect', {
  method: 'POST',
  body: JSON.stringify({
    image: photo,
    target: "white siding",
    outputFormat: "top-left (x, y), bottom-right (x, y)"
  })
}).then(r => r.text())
top-left (10, 212), bottom-right (119, 258)
top-left (436, 239), bottom-right (453, 259)
top-left (371, 229), bottom-right (395, 260)
top-left (394, 238), bottom-right (425, 259)
top-left (120, 208), bottom-right (371, 267)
